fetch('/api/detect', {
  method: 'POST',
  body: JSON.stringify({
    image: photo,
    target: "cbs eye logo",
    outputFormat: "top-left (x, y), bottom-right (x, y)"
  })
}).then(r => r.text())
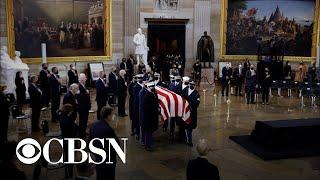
top-left (16, 138), bottom-right (42, 164)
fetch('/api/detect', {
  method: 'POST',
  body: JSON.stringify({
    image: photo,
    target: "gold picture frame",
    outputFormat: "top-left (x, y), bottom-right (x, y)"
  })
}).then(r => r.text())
top-left (6, 0), bottom-right (112, 64)
top-left (220, 0), bottom-right (320, 62)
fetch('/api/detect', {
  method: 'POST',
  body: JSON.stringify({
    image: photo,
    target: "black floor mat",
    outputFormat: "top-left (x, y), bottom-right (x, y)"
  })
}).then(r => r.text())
top-left (229, 135), bottom-right (320, 161)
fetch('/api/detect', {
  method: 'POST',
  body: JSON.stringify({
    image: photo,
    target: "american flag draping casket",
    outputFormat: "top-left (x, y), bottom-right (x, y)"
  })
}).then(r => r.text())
top-left (155, 86), bottom-right (191, 124)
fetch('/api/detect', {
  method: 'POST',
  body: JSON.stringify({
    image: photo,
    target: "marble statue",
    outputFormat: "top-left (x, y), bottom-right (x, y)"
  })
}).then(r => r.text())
top-left (133, 28), bottom-right (149, 65)
top-left (197, 31), bottom-right (215, 68)
top-left (0, 46), bottom-right (16, 94)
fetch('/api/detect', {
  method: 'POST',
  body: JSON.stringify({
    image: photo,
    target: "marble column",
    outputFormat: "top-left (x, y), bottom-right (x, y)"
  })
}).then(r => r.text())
top-left (124, 0), bottom-right (140, 56)
top-left (194, 0), bottom-right (211, 56)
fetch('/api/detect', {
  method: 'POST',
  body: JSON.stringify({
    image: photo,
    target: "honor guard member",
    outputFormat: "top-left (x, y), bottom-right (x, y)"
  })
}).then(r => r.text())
top-left (63, 83), bottom-right (79, 121)
top-left (49, 67), bottom-right (61, 122)
top-left (142, 82), bottom-right (159, 151)
top-left (96, 71), bottom-right (109, 119)
top-left (154, 72), bottom-right (165, 87)
top-left (133, 74), bottom-right (144, 140)
top-left (168, 75), bottom-right (183, 140)
top-left (183, 81), bottom-right (200, 146)
top-left (169, 76), bottom-right (182, 95)
top-left (139, 81), bottom-right (149, 145)
top-left (128, 76), bottom-right (138, 136)
top-left (78, 73), bottom-right (91, 138)
top-left (182, 76), bottom-right (190, 97)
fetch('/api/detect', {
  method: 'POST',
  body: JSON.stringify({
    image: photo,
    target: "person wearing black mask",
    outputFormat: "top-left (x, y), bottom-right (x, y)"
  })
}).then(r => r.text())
top-left (183, 81), bottom-right (200, 146)
top-left (39, 63), bottom-right (51, 110)
top-left (261, 68), bottom-right (272, 105)
top-left (63, 83), bottom-right (79, 121)
top-left (28, 76), bottom-right (42, 132)
top-left (49, 67), bottom-right (61, 122)
top-left (68, 64), bottom-right (78, 86)
top-left (142, 82), bottom-right (159, 151)
top-left (15, 71), bottom-right (26, 114)
top-left (245, 65), bottom-right (257, 104)
top-left (221, 63), bottom-right (232, 97)
top-left (154, 73), bottom-right (165, 87)
top-left (126, 55), bottom-right (135, 82)
top-left (0, 85), bottom-right (10, 144)
top-left (58, 104), bottom-right (78, 179)
top-left (96, 71), bottom-right (109, 120)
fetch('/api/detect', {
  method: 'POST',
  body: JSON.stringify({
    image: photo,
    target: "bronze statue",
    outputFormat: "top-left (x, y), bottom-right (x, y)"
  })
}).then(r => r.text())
top-left (197, 31), bottom-right (214, 68)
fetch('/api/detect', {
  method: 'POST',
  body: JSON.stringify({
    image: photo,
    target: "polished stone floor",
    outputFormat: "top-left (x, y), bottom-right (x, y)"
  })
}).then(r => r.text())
top-left (8, 84), bottom-right (320, 180)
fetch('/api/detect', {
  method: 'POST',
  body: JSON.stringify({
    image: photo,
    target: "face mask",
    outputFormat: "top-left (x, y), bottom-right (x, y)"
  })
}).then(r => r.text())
top-left (190, 86), bottom-right (195, 90)
top-left (44, 67), bottom-right (48, 70)
top-left (154, 77), bottom-right (159, 80)
top-left (55, 71), bottom-right (59, 74)
top-left (176, 80), bottom-right (180, 83)
top-left (250, 67), bottom-right (254, 70)
top-left (184, 82), bottom-right (189, 86)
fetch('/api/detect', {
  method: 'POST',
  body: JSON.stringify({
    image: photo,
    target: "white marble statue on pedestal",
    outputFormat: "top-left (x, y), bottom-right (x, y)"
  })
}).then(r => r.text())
top-left (133, 28), bottom-right (149, 65)
top-left (0, 46), bottom-right (17, 94)
top-left (14, 51), bottom-right (30, 97)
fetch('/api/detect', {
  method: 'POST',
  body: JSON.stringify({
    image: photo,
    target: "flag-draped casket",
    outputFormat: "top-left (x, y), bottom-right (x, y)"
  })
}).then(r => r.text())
top-left (155, 86), bottom-right (191, 124)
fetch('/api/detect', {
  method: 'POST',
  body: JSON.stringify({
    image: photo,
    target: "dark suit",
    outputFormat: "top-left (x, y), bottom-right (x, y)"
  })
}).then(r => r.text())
top-left (117, 77), bottom-right (127, 116)
top-left (183, 89), bottom-right (200, 144)
top-left (120, 62), bottom-right (127, 70)
top-left (108, 72), bottom-right (117, 104)
top-left (187, 157), bottom-right (220, 180)
top-left (28, 84), bottom-right (42, 131)
top-left (15, 77), bottom-right (26, 109)
top-left (233, 67), bottom-right (244, 96)
top-left (40, 69), bottom-right (50, 107)
top-left (0, 92), bottom-right (10, 143)
top-left (89, 120), bottom-right (119, 180)
top-left (142, 90), bottom-right (159, 149)
top-left (126, 59), bottom-right (134, 81)
top-left (68, 69), bottom-right (78, 86)
top-left (168, 82), bottom-right (184, 139)
top-left (59, 113), bottom-right (78, 178)
top-left (63, 91), bottom-right (78, 120)
top-left (221, 67), bottom-right (232, 96)
top-left (96, 78), bottom-right (108, 119)
top-left (49, 74), bottom-right (61, 122)
top-left (245, 70), bottom-right (257, 104)
top-left (77, 83), bottom-right (91, 138)
top-left (261, 73), bottom-right (272, 103)
top-left (133, 83), bottom-right (143, 137)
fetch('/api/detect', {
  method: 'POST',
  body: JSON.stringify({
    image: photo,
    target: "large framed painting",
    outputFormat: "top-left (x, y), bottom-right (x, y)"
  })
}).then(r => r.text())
top-left (6, 0), bottom-right (112, 64)
top-left (220, 0), bottom-right (320, 61)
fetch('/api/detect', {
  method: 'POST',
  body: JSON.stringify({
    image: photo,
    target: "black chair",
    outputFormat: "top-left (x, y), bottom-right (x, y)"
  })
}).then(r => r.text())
top-left (270, 80), bottom-right (280, 96)
top-left (313, 83), bottom-right (320, 106)
top-left (10, 105), bottom-right (29, 133)
top-left (300, 87), bottom-right (313, 107)
top-left (280, 80), bottom-right (291, 97)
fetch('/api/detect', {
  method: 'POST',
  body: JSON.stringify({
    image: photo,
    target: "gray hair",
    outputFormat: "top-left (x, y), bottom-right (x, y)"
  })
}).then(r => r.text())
top-left (196, 139), bottom-right (210, 156)
top-left (69, 83), bottom-right (79, 91)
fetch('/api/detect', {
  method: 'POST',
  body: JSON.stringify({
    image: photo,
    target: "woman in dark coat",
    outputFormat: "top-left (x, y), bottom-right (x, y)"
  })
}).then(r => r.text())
top-left (58, 104), bottom-right (78, 179)
top-left (15, 71), bottom-right (26, 113)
